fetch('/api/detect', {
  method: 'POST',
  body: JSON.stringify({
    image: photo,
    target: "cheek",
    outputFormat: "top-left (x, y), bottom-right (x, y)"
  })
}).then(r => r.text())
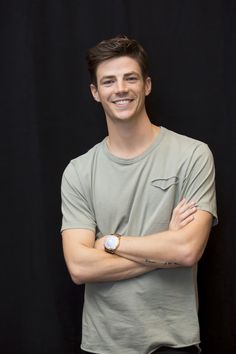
top-left (97, 89), bottom-right (111, 102)
top-left (100, 100), bottom-right (113, 112)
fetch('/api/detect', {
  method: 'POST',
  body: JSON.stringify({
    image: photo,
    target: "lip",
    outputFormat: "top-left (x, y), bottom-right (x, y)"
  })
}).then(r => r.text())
top-left (112, 98), bottom-right (134, 105)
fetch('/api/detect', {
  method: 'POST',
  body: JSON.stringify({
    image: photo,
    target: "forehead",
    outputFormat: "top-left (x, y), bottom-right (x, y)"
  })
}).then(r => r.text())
top-left (96, 56), bottom-right (142, 80)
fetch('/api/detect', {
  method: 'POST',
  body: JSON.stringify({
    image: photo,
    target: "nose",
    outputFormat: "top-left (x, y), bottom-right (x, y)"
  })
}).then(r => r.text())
top-left (115, 79), bottom-right (128, 94)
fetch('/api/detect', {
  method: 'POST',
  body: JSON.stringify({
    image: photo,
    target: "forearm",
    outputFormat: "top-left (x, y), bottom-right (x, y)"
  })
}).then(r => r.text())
top-left (115, 230), bottom-right (185, 267)
top-left (114, 211), bottom-right (212, 267)
top-left (117, 216), bottom-right (211, 267)
top-left (68, 245), bottom-right (157, 285)
top-left (94, 230), bottom-right (186, 269)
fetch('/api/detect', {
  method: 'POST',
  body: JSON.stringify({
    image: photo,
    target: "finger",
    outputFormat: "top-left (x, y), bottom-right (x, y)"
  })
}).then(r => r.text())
top-left (174, 198), bottom-right (187, 212)
top-left (180, 206), bottom-right (197, 220)
top-left (179, 214), bottom-right (195, 227)
top-left (175, 199), bottom-right (195, 213)
top-left (179, 201), bottom-right (196, 214)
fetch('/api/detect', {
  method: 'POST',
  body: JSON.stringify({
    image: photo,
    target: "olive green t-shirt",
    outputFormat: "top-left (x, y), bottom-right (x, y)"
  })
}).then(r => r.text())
top-left (61, 127), bottom-right (217, 354)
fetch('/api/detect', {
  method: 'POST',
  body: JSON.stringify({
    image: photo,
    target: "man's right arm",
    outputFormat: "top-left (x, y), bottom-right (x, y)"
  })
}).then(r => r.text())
top-left (62, 228), bottom-right (157, 285)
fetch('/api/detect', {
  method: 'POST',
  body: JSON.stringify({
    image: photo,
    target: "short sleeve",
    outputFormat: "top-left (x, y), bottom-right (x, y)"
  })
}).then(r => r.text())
top-left (61, 161), bottom-right (96, 233)
top-left (181, 143), bottom-right (218, 225)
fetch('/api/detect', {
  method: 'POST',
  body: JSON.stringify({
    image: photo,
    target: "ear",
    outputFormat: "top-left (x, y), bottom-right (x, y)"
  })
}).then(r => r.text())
top-left (144, 77), bottom-right (152, 96)
top-left (90, 84), bottom-right (100, 102)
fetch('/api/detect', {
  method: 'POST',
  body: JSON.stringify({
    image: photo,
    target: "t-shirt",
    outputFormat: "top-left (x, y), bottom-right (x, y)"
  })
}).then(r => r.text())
top-left (61, 127), bottom-right (217, 354)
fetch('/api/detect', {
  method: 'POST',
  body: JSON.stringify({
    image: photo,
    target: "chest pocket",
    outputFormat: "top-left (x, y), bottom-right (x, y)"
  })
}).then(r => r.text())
top-left (151, 176), bottom-right (179, 190)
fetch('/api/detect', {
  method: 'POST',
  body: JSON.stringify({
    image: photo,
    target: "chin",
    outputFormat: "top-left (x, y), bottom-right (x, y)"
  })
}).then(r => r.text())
top-left (113, 111), bottom-right (136, 121)
top-left (113, 116), bottom-right (134, 122)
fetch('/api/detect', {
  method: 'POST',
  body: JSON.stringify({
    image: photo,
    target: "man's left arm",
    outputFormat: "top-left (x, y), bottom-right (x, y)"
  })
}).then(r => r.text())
top-left (107, 209), bottom-right (212, 267)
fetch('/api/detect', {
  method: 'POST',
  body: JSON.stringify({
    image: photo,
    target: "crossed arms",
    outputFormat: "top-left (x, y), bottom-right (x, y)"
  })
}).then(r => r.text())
top-left (62, 199), bottom-right (213, 285)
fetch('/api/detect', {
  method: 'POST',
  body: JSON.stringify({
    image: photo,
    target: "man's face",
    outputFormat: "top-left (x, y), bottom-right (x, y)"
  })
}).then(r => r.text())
top-left (90, 56), bottom-right (151, 123)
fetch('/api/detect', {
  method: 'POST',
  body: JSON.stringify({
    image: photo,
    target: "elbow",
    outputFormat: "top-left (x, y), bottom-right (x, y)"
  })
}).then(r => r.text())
top-left (180, 245), bottom-right (201, 267)
top-left (71, 273), bottom-right (84, 285)
top-left (68, 264), bottom-right (86, 285)
top-left (182, 254), bottom-right (198, 267)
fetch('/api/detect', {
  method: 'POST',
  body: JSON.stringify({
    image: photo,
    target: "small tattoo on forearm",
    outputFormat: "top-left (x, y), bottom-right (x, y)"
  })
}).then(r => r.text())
top-left (144, 259), bottom-right (179, 266)
top-left (144, 258), bottom-right (156, 264)
top-left (163, 261), bottom-right (179, 265)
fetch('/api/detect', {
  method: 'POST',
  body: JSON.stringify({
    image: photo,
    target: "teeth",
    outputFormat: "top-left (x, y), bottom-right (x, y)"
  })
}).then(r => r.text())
top-left (114, 99), bottom-right (130, 104)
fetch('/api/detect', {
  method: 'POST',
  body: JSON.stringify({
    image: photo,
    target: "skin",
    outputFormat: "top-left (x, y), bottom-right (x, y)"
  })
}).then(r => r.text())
top-left (62, 56), bottom-right (213, 285)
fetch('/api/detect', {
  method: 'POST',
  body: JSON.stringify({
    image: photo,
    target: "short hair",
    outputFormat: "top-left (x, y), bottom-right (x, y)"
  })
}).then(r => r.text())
top-left (86, 35), bottom-right (149, 85)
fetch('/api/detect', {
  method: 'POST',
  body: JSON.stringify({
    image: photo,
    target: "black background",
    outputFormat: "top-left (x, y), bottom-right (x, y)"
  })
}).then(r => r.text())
top-left (0, 1), bottom-right (235, 353)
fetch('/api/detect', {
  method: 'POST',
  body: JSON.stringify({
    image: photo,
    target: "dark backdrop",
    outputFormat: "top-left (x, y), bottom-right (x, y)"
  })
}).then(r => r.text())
top-left (1, 1), bottom-right (235, 353)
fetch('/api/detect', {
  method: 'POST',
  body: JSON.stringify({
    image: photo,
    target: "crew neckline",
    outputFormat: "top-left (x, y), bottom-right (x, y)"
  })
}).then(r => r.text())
top-left (102, 126), bottom-right (166, 165)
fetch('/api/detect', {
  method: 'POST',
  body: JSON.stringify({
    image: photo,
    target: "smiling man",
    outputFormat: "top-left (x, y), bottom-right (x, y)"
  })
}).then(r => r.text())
top-left (91, 56), bottom-right (151, 122)
top-left (61, 36), bottom-right (217, 354)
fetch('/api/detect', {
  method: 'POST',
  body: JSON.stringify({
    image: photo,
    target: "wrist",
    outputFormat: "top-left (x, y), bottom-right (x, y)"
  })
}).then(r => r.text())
top-left (104, 233), bottom-right (121, 254)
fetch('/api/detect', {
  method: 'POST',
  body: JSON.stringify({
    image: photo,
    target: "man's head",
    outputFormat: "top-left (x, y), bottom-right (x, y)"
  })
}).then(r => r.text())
top-left (86, 35), bottom-right (149, 86)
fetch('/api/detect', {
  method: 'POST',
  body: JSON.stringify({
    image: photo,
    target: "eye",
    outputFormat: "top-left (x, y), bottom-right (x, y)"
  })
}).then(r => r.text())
top-left (126, 76), bottom-right (138, 82)
top-left (102, 79), bottom-right (115, 86)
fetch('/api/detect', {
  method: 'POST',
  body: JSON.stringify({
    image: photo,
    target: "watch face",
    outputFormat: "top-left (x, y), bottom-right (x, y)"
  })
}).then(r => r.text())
top-left (105, 235), bottom-right (118, 250)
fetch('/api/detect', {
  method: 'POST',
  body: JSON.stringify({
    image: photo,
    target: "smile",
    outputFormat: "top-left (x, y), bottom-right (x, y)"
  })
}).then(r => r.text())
top-left (112, 99), bottom-right (133, 105)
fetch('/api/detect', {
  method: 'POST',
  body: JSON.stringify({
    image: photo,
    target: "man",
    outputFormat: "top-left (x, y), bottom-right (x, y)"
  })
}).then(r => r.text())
top-left (61, 36), bottom-right (217, 354)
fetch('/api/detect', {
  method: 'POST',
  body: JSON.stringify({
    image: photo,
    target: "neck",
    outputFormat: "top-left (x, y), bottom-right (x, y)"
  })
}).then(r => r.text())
top-left (106, 115), bottom-right (160, 159)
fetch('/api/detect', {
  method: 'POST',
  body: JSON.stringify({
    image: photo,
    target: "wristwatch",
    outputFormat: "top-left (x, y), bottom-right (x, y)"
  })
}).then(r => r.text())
top-left (104, 234), bottom-right (121, 254)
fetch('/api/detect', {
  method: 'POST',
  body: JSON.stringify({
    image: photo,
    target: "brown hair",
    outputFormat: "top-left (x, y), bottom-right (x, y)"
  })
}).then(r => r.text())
top-left (86, 35), bottom-right (149, 85)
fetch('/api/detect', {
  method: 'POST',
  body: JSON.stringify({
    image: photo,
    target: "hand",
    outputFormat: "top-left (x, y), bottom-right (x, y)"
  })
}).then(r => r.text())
top-left (94, 236), bottom-right (105, 251)
top-left (169, 198), bottom-right (197, 231)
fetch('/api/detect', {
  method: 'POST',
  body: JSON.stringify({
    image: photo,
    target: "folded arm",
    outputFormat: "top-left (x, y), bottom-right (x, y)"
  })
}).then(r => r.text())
top-left (62, 199), bottom-right (197, 284)
top-left (62, 229), bottom-right (157, 284)
top-left (96, 209), bottom-right (212, 267)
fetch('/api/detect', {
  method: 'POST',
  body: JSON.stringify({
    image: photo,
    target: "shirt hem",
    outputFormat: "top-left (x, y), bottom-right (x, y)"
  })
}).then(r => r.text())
top-left (81, 342), bottom-right (201, 354)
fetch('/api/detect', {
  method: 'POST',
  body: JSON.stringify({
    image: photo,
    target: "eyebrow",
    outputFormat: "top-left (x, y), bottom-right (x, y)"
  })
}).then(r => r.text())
top-left (99, 75), bottom-right (115, 83)
top-left (124, 71), bottom-right (140, 76)
top-left (99, 71), bottom-right (140, 83)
